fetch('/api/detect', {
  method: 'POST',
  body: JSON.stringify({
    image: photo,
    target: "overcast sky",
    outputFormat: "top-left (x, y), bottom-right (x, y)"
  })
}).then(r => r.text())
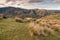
top-left (0, 0), bottom-right (60, 10)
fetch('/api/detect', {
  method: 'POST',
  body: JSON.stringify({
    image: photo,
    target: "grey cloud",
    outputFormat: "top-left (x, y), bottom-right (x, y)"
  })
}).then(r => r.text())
top-left (54, 0), bottom-right (60, 2)
top-left (6, 0), bottom-right (44, 3)
top-left (5, 0), bottom-right (56, 4)
top-left (29, 0), bottom-right (44, 3)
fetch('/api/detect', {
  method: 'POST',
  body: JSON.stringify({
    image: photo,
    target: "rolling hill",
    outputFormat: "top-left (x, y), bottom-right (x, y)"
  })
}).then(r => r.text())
top-left (0, 7), bottom-right (50, 18)
top-left (0, 13), bottom-right (60, 40)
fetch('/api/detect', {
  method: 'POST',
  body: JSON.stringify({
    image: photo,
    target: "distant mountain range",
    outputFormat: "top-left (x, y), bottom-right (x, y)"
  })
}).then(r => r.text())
top-left (0, 7), bottom-right (60, 18)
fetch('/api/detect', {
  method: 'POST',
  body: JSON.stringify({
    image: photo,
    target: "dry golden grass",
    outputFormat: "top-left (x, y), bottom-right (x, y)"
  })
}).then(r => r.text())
top-left (24, 18), bottom-right (33, 22)
top-left (0, 14), bottom-right (4, 20)
top-left (28, 22), bottom-right (55, 37)
top-left (28, 14), bottom-right (60, 37)
top-left (28, 22), bottom-right (45, 36)
top-left (14, 16), bottom-right (23, 22)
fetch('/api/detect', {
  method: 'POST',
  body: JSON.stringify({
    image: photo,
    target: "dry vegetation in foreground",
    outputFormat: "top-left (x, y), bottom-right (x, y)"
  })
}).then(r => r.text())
top-left (28, 14), bottom-right (60, 38)
top-left (0, 14), bottom-right (60, 40)
top-left (14, 16), bottom-right (24, 22)
top-left (14, 16), bottom-right (36, 23)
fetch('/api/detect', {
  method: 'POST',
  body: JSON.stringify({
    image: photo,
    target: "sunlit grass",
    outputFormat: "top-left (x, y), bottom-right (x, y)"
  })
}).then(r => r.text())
top-left (28, 14), bottom-right (60, 40)
top-left (0, 14), bottom-right (60, 40)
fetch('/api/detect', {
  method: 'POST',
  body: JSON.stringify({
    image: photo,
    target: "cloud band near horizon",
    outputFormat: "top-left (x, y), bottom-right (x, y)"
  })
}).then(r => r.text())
top-left (0, 0), bottom-right (60, 10)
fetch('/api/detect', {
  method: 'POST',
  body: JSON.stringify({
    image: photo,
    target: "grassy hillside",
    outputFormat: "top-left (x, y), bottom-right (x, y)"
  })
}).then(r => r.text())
top-left (0, 14), bottom-right (60, 40)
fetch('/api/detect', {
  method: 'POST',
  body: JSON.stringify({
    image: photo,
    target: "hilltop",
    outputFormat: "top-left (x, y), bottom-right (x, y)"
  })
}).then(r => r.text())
top-left (0, 13), bottom-right (60, 40)
top-left (0, 7), bottom-right (56, 18)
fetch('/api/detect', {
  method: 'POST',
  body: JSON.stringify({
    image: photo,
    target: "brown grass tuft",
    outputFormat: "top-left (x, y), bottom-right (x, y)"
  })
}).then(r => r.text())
top-left (0, 14), bottom-right (4, 20)
top-left (14, 16), bottom-right (23, 22)
top-left (28, 14), bottom-right (60, 37)
top-left (24, 18), bottom-right (33, 22)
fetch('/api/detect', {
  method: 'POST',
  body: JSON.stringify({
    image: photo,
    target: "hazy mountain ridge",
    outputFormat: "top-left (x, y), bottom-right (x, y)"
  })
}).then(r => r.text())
top-left (0, 7), bottom-right (59, 18)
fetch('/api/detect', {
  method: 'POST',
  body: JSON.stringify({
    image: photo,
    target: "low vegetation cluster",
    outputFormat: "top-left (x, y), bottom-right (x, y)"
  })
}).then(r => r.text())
top-left (28, 14), bottom-right (60, 38)
top-left (0, 13), bottom-right (60, 40)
